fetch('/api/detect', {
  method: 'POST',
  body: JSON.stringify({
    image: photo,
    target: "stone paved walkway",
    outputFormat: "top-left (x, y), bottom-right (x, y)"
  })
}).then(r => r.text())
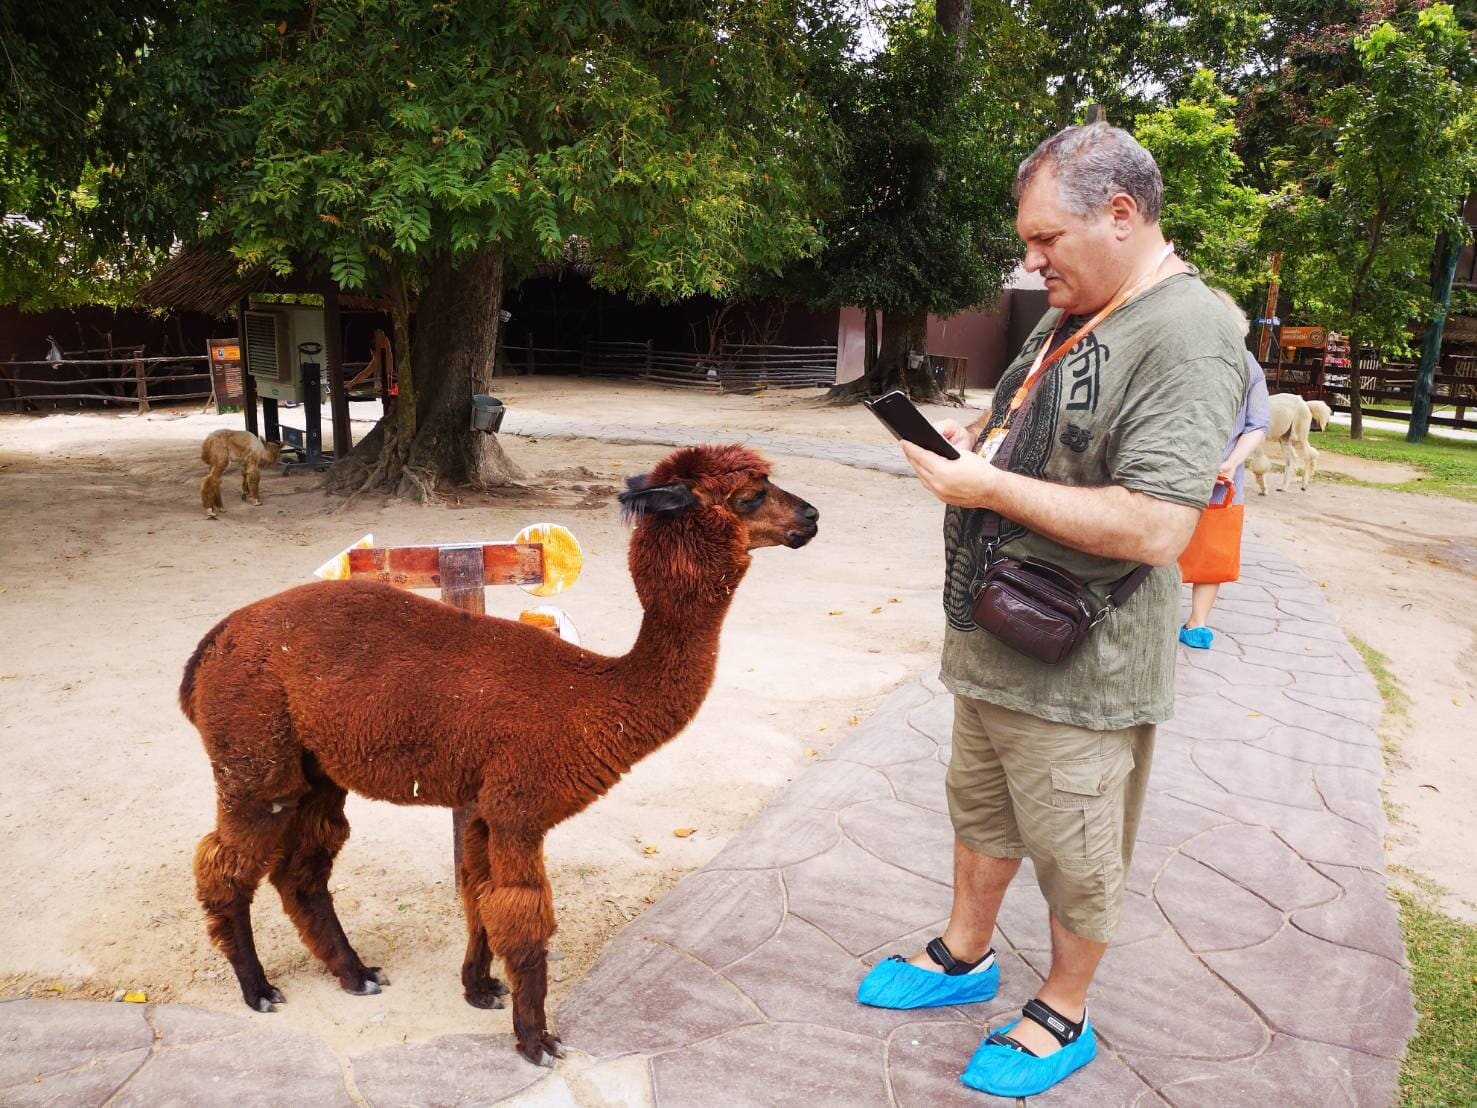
top-left (0, 414), bottom-right (1416, 1106)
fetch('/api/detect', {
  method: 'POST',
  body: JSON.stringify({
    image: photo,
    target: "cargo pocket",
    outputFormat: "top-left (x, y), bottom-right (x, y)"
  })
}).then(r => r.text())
top-left (1047, 745), bottom-right (1135, 864)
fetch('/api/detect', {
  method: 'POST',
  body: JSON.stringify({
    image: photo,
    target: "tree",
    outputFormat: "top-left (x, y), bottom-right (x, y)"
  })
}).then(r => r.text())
top-left (24, 1), bottom-right (843, 497)
top-left (1264, 3), bottom-right (1476, 437)
top-left (1134, 71), bottom-right (1268, 301)
top-left (0, 1), bottom-right (168, 308)
top-left (1026, 0), bottom-right (1263, 129)
top-left (782, 0), bottom-right (1040, 400)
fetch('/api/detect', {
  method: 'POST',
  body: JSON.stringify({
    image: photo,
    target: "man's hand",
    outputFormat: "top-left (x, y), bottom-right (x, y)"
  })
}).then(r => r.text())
top-left (900, 439), bottom-right (1001, 508)
top-left (934, 419), bottom-right (975, 452)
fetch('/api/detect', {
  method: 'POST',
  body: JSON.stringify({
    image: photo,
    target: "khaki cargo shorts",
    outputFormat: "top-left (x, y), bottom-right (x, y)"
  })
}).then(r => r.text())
top-left (945, 694), bottom-right (1155, 943)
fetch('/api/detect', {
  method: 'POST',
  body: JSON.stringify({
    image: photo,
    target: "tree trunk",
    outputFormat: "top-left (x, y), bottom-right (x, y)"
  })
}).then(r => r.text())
top-left (325, 246), bottom-right (524, 500)
top-left (863, 306), bottom-right (878, 377)
top-left (827, 306), bottom-right (943, 402)
top-left (1347, 337), bottom-right (1364, 440)
top-left (1408, 229), bottom-right (1461, 443)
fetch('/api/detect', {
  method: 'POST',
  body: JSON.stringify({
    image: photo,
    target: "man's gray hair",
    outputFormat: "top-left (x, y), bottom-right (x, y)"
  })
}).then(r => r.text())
top-left (1014, 123), bottom-right (1164, 223)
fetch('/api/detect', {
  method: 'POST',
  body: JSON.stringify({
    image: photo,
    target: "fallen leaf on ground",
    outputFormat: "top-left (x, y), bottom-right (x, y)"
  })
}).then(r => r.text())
top-left (672, 827), bottom-right (696, 838)
top-left (122, 991), bottom-right (147, 1003)
top-left (828, 609), bottom-right (844, 616)
top-left (870, 606), bottom-right (882, 614)
top-left (642, 845), bottom-right (659, 855)
top-left (803, 748), bottom-right (818, 757)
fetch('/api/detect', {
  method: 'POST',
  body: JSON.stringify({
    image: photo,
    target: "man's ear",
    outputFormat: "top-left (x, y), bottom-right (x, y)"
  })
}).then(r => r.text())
top-left (618, 479), bottom-right (698, 521)
top-left (1107, 191), bottom-right (1139, 237)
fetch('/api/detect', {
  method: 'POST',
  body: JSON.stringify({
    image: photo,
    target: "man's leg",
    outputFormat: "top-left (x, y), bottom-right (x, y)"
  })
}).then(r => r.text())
top-left (905, 839), bottom-right (1020, 971)
top-left (1002, 914), bottom-right (1106, 1056)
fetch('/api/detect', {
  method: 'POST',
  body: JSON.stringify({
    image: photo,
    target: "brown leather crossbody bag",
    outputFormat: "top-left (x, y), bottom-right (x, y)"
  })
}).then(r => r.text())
top-left (970, 554), bottom-right (1150, 666)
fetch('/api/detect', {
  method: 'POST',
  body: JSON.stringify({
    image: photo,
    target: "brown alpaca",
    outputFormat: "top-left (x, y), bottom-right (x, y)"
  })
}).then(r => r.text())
top-left (179, 445), bottom-right (818, 1065)
top-left (200, 430), bottom-right (282, 519)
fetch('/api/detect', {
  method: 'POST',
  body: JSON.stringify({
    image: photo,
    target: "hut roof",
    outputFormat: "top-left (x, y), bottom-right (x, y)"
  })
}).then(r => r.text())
top-left (133, 250), bottom-right (302, 316)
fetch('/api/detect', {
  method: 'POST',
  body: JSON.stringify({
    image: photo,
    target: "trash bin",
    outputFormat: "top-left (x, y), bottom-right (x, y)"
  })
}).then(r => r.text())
top-left (471, 394), bottom-right (506, 434)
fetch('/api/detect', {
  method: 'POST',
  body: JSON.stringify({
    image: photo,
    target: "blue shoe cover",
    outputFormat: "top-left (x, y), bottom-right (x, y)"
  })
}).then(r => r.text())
top-left (1179, 625), bottom-right (1214, 649)
top-left (960, 1018), bottom-right (1098, 1097)
top-left (856, 954), bottom-right (999, 1010)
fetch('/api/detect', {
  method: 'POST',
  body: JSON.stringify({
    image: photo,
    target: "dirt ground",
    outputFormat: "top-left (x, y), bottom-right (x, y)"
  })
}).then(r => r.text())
top-left (1, 379), bottom-right (1472, 1061)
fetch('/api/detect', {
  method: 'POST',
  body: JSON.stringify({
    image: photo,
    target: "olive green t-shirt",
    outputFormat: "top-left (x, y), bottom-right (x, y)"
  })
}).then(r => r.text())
top-left (941, 272), bottom-right (1248, 729)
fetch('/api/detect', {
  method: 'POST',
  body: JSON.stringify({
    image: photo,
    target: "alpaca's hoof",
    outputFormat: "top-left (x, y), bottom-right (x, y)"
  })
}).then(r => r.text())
top-left (368, 967), bottom-right (390, 986)
top-left (464, 978), bottom-right (507, 1009)
top-left (247, 984), bottom-right (285, 1012)
top-left (516, 1033), bottom-right (563, 1068)
top-left (345, 978), bottom-right (381, 996)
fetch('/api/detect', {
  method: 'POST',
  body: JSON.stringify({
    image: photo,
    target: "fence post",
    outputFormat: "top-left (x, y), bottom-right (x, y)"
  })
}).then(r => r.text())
top-left (438, 544), bottom-right (487, 884)
top-left (134, 357), bottom-right (149, 414)
top-left (645, 339), bottom-right (653, 381)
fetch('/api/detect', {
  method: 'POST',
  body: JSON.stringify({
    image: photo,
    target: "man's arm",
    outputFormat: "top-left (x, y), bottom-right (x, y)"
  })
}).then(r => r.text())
top-left (900, 440), bottom-right (1199, 566)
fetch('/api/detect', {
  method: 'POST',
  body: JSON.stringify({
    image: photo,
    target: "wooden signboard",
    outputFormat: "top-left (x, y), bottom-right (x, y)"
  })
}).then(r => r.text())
top-left (1280, 326), bottom-right (1327, 350)
top-left (207, 338), bottom-right (244, 411)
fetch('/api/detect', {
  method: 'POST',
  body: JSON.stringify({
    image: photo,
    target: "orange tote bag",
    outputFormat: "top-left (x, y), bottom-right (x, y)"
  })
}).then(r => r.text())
top-left (1178, 478), bottom-right (1243, 584)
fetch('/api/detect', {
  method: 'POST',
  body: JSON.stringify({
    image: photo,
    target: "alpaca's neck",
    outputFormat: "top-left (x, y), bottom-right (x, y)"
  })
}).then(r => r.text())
top-left (596, 516), bottom-right (752, 773)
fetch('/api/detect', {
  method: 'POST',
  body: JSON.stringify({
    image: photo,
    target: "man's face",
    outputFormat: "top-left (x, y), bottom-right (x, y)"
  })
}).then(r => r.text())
top-left (1015, 168), bottom-right (1134, 315)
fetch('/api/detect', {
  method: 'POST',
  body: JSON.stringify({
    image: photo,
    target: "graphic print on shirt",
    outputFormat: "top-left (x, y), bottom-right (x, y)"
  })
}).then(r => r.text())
top-left (1060, 423), bottom-right (1092, 453)
top-left (1064, 332), bottom-right (1108, 412)
top-left (943, 357), bottom-right (1063, 632)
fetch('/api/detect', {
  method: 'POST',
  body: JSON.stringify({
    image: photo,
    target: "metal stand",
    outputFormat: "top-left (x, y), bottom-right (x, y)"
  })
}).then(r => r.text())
top-left (281, 343), bottom-right (333, 473)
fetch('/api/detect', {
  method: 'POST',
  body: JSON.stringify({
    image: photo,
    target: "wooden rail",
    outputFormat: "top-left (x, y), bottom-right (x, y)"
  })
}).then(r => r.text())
top-left (0, 355), bottom-right (211, 414)
top-left (1264, 354), bottom-right (1477, 431)
top-left (499, 340), bottom-right (837, 393)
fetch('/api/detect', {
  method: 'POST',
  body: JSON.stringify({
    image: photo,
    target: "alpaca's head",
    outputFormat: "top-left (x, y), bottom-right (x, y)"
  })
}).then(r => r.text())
top-left (1306, 400), bottom-right (1332, 431)
top-left (619, 445), bottom-right (819, 608)
top-left (619, 445), bottom-right (819, 550)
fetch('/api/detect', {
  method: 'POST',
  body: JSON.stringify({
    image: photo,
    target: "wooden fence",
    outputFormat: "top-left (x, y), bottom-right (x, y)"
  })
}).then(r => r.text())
top-left (500, 340), bottom-right (837, 392)
top-left (1266, 353), bottom-right (1477, 431)
top-left (0, 355), bottom-right (212, 414)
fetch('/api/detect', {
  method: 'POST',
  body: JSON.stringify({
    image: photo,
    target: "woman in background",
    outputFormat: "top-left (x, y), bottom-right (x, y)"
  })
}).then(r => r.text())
top-left (1179, 291), bottom-right (1269, 649)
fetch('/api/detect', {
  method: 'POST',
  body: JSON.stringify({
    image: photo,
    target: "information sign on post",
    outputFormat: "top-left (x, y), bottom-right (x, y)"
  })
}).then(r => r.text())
top-left (207, 339), bottom-right (245, 412)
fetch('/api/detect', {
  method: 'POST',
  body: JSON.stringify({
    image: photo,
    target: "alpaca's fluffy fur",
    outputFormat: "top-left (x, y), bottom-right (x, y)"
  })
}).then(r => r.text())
top-left (1247, 393), bottom-right (1329, 493)
top-left (200, 430), bottom-right (282, 519)
top-left (179, 444), bottom-right (818, 1066)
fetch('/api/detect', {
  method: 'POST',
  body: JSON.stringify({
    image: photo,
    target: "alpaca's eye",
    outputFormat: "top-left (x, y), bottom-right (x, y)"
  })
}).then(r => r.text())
top-left (735, 488), bottom-right (768, 513)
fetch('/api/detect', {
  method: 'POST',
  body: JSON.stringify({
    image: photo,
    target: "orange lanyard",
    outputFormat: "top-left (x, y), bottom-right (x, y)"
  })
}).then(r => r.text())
top-left (979, 242), bottom-right (1175, 464)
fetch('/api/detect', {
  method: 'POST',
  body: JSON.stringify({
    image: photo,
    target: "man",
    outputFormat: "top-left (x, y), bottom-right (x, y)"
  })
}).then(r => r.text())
top-left (856, 124), bottom-right (1246, 1098)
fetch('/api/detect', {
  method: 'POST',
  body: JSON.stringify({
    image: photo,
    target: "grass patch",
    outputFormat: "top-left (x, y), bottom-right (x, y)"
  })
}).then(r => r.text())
top-left (1395, 884), bottom-right (1477, 1105)
top-left (1314, 424), bottom-right (1477, 502)
top-left (1350, 635), bottom-right (1410, 756)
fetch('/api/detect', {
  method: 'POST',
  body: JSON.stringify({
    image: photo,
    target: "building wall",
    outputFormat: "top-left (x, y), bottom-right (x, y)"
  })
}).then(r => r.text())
top-left (1, 304), bottom-right (225, 362)
top-left (835, 292), bottom-right (1044, 388)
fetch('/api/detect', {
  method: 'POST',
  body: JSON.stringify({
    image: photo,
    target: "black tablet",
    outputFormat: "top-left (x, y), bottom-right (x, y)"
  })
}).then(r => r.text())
top-left (863, 390), bottom-right (960, 460)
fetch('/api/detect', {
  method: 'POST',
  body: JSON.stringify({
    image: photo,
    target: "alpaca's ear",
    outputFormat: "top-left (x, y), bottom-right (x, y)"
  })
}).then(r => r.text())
top-left (618, 480), bottom-right (696, 521)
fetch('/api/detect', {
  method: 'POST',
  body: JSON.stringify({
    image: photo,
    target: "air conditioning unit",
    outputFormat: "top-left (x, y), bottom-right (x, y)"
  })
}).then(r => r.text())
top-left (244, 310), bottom-right (292, 382)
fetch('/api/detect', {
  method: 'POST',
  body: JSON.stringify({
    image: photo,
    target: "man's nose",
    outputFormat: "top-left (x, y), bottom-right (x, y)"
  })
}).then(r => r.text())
top-left (1022, 247), bottom-right (1045, 272)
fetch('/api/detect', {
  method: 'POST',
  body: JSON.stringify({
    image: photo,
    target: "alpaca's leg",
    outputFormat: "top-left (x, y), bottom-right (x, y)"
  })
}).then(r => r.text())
top-left (202, 462), bottom-right (226, 518)
top-left (458, 815), bottom-right (509, 1008)
top-left (241, 457), bottom-right (261, 504)
top-left (479, 832), bottom-right (562, 1065)
top-left (195, 818), bottom-right (285, 1012)
top-left (269, 770), bottom-right (387, 996)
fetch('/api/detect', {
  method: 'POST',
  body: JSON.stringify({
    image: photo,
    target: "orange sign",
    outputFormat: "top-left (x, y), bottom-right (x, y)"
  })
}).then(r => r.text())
top-left (207, 338), bottom-right (244, 411)
top-left (1280, 326), bottom-right (1326, 349)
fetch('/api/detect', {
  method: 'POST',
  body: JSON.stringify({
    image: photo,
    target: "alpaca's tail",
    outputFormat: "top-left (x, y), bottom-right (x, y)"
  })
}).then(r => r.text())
top-left (179, 615), bottom-right (231, 723)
